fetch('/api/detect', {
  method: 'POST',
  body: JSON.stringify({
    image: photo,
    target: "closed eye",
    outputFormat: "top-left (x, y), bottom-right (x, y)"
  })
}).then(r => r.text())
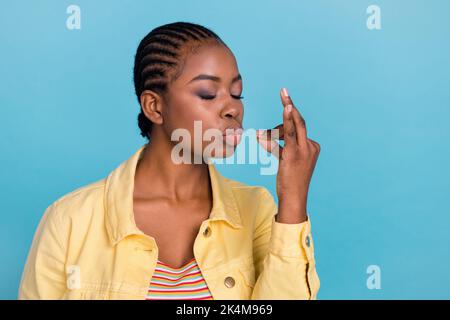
top-left (198, 94), bottom-right (216, 100)
top-left (198, 94), bottom-right (244, 100)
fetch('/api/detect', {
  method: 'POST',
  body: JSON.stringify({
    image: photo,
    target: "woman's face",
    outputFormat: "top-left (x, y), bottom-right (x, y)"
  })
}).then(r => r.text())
top-left (162, 42), bottom-right (244, 161)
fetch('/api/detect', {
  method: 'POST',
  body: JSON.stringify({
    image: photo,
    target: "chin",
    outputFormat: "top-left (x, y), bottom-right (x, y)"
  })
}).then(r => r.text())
top-left (207, 143), bottom-right (237, 159)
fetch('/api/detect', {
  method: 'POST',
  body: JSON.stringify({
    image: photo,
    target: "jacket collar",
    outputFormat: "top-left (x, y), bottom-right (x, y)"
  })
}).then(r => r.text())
top-left (104, 144), bottom-right (243, 246)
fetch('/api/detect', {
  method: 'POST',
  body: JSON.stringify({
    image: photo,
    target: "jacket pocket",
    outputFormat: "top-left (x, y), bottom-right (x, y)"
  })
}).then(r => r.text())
top-left (206, 258), bottom-right (256, 300)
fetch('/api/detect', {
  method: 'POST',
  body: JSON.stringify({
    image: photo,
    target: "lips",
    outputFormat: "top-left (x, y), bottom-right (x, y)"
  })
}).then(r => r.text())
top-left (223, 127), bottom-right (243, 146)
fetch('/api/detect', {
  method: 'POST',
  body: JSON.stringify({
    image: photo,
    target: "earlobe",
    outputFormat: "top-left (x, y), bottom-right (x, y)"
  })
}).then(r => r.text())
top-left (140, 90), bottom-right (164, 125)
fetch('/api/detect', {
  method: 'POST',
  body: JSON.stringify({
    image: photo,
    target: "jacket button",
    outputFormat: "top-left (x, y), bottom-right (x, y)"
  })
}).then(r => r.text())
top-left (203, 226), bottom-right (211, 237)
top-left (305, 235), bottom-right (311, 247)
top-left (224, 276), bottom-right (235, 288)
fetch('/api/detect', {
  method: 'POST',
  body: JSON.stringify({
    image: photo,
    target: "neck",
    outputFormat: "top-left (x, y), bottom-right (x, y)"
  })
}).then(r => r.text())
top-left (133, 128), bottom-right (211, 203)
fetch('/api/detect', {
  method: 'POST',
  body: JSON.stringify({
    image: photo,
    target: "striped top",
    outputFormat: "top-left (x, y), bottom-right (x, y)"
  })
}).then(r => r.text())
top-left (146, 257), bottom-right (214, 300)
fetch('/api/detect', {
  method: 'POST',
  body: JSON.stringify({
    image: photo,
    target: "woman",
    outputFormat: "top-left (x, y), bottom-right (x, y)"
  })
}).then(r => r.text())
top-left (18, 21), bottom-right (321, 300)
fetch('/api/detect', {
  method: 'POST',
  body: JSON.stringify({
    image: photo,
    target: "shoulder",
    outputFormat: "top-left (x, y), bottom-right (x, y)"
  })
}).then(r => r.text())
top-left (223, 176), bottom-right (278, 222)
top-left (45, 178), bottom-right (106, 223)
top-left (29, 178), bottom-right (107, 253)
top-left (226, 177), bottom-right (275, 203)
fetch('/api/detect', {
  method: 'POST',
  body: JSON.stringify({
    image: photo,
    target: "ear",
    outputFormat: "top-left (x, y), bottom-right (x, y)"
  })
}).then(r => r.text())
top-left (140, 90), bottom-right (164, 125)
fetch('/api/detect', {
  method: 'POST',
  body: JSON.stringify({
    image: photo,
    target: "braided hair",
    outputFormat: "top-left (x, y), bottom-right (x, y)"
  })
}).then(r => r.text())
top-left (133, 22), bottom-right (227, 140)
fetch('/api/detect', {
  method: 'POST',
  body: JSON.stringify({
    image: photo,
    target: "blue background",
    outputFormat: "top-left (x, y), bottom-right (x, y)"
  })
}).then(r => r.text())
top-left (1, 0), bottom-right (449, 299)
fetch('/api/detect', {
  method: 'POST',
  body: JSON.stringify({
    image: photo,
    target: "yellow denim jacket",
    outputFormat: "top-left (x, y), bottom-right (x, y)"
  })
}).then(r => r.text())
top-left (18, 144), bottom-right (320, 300)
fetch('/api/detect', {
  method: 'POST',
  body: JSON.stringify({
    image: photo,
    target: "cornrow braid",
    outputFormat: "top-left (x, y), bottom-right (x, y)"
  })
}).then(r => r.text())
top-left (133, 22), bottom-right (226, 140)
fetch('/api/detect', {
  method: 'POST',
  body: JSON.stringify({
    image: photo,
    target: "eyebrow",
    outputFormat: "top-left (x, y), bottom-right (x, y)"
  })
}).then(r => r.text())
top-left (188, 73), bottom-right (242, 84)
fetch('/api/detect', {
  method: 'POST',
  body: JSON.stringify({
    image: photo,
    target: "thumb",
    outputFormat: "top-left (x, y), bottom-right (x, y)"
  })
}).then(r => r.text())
top-left (256, 130), bottom-right (283, 159)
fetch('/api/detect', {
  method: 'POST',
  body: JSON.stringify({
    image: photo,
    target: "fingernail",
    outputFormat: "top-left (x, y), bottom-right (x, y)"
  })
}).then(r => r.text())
top-left (286, 104), bottom-right (292, 113)
top-left (256, 129), bottom-right (263, 137)
top-left (282, 88), bottom-right (289, 97)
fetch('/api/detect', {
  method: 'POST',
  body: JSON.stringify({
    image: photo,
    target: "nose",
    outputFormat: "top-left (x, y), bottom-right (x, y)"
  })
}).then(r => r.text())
top-left (220, 101), bottom-right (242, 121)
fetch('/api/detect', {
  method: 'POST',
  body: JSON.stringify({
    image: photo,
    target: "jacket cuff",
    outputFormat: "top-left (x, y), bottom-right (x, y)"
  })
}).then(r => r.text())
top-left (269, 214), bottom-right (315, 262)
